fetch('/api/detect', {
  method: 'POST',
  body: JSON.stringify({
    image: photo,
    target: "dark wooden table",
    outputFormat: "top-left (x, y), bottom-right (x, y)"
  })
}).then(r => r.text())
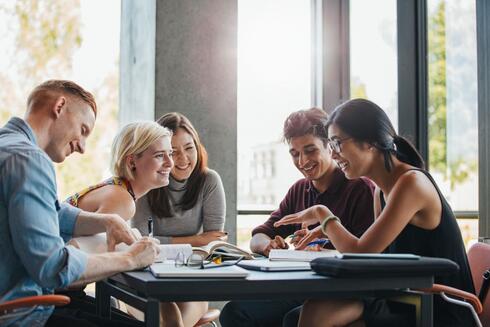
top-left (96, 269), bottom-right (434, 326)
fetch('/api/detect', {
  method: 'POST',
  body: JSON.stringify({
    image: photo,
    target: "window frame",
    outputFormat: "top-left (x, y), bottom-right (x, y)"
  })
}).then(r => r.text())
top-left (239, 0), bottom-right (485, 238)
top-left (477, 0), bottom-right (490, 238)
top-left (406, 0), bottom-right (480, 224)
top-left (237, 0), bottom-right (339, 215)
top-left (397, 0), bottom-right (428, 163)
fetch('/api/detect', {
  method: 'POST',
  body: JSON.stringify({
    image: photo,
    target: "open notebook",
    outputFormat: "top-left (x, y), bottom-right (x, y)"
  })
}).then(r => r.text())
top-left (150, 262), bottom-right (249, 278)
top-left (192, 240), bottom-right (254, 260)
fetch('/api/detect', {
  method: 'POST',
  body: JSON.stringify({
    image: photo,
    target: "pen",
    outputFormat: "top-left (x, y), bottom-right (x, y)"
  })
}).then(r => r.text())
top-left (202, 256), bottom-right (244, 269)
top-left (306, 239), bottom-right (330, 247)
top-left (148, 216), bottom-right (153, 238)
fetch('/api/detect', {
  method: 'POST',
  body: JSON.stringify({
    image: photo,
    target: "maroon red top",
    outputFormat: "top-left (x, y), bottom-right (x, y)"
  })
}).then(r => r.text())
top-left (252, 168), bottom-right (375, 244)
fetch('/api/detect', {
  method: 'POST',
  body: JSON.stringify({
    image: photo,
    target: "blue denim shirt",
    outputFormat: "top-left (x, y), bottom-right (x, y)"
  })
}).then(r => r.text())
top-left (0, 117), bottom-right (88, 326)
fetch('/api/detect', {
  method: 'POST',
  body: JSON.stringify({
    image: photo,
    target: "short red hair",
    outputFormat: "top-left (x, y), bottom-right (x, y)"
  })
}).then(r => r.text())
top-left (27, 80), bottom-right (97, 117)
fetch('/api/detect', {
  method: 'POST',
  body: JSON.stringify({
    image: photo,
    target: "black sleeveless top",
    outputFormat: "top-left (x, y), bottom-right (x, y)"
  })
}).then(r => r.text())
top-left (380, 169), bottom-right (475, 327)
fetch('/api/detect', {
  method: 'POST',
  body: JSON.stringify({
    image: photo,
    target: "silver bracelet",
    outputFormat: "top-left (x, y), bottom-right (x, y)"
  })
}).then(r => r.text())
top-left (320, 215), bottom-right (340, 235)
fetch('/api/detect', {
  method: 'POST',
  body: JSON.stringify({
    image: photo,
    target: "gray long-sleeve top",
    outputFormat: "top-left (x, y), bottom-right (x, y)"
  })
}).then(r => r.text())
top-left (131, 169), bottom-right (226, 244)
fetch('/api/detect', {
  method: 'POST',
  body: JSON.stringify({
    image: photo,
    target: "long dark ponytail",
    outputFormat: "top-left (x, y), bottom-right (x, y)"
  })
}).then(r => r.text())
top-left (327, 98), bottom-right (424, 171)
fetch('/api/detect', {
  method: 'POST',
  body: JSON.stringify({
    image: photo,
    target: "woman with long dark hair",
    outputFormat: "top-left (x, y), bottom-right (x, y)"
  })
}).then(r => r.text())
top-left (131, 112), bottom-right (226, 326)
top-left (275, 99), bottom-right (474, 327)
top-left (132, 112), bottom-right (226, 245)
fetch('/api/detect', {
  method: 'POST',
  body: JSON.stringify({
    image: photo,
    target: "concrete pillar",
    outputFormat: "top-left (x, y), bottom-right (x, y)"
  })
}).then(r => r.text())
top-left (120, 0), bottom-right (238, 243)
top-left (120, 0), bottom-right (156, 124)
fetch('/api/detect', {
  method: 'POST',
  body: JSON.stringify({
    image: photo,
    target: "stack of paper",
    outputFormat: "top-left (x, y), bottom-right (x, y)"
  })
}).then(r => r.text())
top-left (69, 229), bottom-right (192, 262)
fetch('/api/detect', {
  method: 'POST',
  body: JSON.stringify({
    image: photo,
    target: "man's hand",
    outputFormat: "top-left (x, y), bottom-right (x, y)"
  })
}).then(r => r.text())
top-left (103, 214), bottom-right (136, 251)
top-left (126, 237), bottom-right (160, 269)
top-left (262, 235), bottom-right (289, 257)
top-left (73, 236), bottom-right (160, 287)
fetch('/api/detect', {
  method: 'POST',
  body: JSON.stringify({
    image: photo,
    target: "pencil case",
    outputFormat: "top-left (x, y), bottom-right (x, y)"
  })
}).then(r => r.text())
top-left (310, 256), bottom-right (459, 278)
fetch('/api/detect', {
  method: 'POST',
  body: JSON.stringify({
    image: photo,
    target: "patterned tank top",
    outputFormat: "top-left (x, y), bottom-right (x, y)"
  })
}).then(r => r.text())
top-left (65, 176), bottom-right (136, 207)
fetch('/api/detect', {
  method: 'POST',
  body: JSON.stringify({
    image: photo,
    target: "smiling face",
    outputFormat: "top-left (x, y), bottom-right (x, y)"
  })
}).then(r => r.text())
top-left (170, 127), bottom-right (198, 181)
top-left (132, 136), bottom-right (173, 189)
top-left (327, 123), bottom-right (374, 179)
top-left (46, 98), bottom-right (95, 163)
top-left (288, 134), bottom-right (336, 188)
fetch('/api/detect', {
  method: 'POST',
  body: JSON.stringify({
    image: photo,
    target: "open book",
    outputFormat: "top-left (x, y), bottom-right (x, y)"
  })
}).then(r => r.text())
top-left (69, 228), bottom-right (192, 262)
top-left (269, 249), bottom-right (340, 262)
top-left (192, 240), bottom-right (254, 260)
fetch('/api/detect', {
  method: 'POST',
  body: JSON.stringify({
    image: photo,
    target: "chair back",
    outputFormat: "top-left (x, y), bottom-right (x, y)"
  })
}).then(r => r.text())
top-left (468, 242), bottom-right (490, 326)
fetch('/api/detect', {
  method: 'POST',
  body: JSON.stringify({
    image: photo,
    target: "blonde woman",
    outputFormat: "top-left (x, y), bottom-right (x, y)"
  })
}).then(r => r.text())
top-left (66, 121), bottom-right (173, 221)
top-left (66, 121), bottom-right (195, 327)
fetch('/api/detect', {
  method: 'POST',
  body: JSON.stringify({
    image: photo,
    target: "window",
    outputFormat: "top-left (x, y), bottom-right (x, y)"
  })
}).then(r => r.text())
top-left (237, 0), bottom-right (313, 248)
top-left (427, 0), bottom-right (478, 245)
top-left (0, 0), bottom-right (120, 199)
top-left (349, 0), bottom-right (398, 127)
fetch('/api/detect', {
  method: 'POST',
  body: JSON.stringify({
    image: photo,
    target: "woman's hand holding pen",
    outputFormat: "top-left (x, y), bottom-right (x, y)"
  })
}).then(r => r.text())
top-left (274, 205), bottom-right (332, 229)
top-left (289, 229), bottom-right (308, 247)
top-left (292, 225), bottom-right (325, 250)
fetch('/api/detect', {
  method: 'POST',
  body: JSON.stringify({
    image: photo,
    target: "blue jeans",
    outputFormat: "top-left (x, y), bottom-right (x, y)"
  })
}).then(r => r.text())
top-left (220, 300), bottom-right (303, 327)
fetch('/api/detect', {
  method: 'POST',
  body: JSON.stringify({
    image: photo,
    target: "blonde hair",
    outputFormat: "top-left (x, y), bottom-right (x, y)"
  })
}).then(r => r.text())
top-left (110, 121), bottom-right (172, 180)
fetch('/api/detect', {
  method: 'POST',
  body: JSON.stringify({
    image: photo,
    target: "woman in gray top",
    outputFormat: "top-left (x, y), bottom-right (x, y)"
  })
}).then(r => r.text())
top-left (132, 112), bottom-right (226, 326)
top-left (132, 112), bottom-right (226, 245)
